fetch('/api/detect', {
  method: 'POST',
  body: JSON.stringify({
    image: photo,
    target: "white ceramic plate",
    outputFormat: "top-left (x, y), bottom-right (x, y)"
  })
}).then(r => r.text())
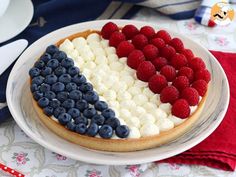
top-left (0, 0), bottom-right (33, 43)
top-left (6, 20), bottom-right (230, 165)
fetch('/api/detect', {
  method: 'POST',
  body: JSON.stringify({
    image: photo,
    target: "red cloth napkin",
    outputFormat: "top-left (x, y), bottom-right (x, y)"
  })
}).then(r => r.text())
top-left (158, 51), bottom-right (236, 171)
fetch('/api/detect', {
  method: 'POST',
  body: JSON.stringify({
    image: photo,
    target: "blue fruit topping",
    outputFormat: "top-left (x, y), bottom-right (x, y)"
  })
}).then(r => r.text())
top-left (49, 99), bottom-right (61, 108)
top-left (67, 108), bottom-right (80, 119)
top-left (41, 67), bottom-right (52, 76)
top-left (40, 53), bottom-right (51, 63)
top-left (83, 108), bottom-right (96, 118)
top-left (46, 45), bottom-right (59, 55)
top-left (74, 116), bottom-right (88, 125)
top-left (39, 83), bottom-right (51, 93)
top-left (43, 106), bottom-right (54, 116)
top-left (83, 91), bottom-right (99, 104)
top-left (45, 74), bottom-right (57, 85)
top-left (68, 66), bottom-right (80, 76)
top-left (44, 91), bottom-right (56, 100)
top-left (34, 60), bottom-right (45, 69)
top-left (56, 91), bottom-right (68, 102)
top-left (94, 101), bottom-right (108, 111)
top-left (58, 113), bottom-right (72, 125)
top-left (51, 82), bottom-right (65, 92)
top-left (32, 76), bottom-right (44, 85)
top-left (72, 74), bottom-right (86, 85)
top-left (87, 123), bottom-right (99, 137)
top-left (69, 90), bottom-right (82, 100)
top-left (101, 108), bottom-right (115, 119)
top-left (54, 107), bottom-right (66, 118)
top-left (47, 59), bottom-right (59, 69)
top-left (91, 114), bottom-right (105, 125)
top-left (58, 74), bottom-right (71, 84)
top-left (66, 83), bottom-right (77, 92)
top-left (38, 97), bottom-right (49, 108)
top-left (75, 123), bottom-right (87, 134)
top-left (99, 125), bottom-right (113, 139)
top-left (105, 118), bottom-right (120, 129)
top-left (75, 100), bottom-right (88, 111)
top-left (61, 58), bottom-right (74, 68)
top-left (33, 91), bottom-right (43, 101)
top-left (30, 84), bottom-right (39, 92)
top-left (62, 99), bottom-right (75, 109)
top-left (79, 82), bottom-right (93, 93)
top-left (115, 125), bottom-right (130, 138)
top-left (54, 66), bottom-right (67, 76)
top-left (29, 67), bottom-right (40, 78)
top-left (66, 121), bottom-right (76, 131)
top-left (53, 51), bottom-right (67, 61)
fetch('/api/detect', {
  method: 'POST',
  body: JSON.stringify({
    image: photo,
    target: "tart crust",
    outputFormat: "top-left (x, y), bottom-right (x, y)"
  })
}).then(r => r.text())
top-left (31, 30), bottom-right (208, 152)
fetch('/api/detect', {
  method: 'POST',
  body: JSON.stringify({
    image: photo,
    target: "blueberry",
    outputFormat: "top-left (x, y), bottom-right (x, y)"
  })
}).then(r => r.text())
top-left (79, 83), bottom-right (93, 93)
top-left (75, 123), bottom-right (87, 134)
top-left (39, 83), bottom-right (51, 93)
top-left (74, 116), bottom-right (88, 125)
top-left (53, 51), bottom-right (67, 61)
top-left (49, 99), bottom-right (61, 108)
top-left (34, 60), bottom-right (45, 69)
top-left (99, 125), bottom-right (113, 139)
top-left (87, 123), bottom-right (99, 137)
top-left (91, 114), bottom-right (105, 125)
top-left (40, 53), bottom-right (51, 63)
top-left (58, 113), bottom-right (72, 125)
top-left (58, 74), bottom-right (71, 84)
top-left (61, 58), bottom-right (74, 68)
top-left (83, 108), bottom-right (96, 118)
top-left (45, 74), bottom-right (57, 85)
top-left (43, 106), bottom-right (54, 116)
top-left (66, 121), bottom-right (76, 131)
top-left (72, 74), bottom-right (86, 85)
top-left (56, 91), bottom-right (68, 102)
top-left (44, 91), bottom-right (56, 100)
top-left (105, 118), bottom-right (120, 129)
top-left (29, 67), bottom-right (40, 78)
top-left (69, 90), bottom-right (82, 100)
top-left (53, 107), bottom-right (66, 118)
top-left (33, 91), bottom-right (43, 101)
top-left (75, 100), bottom-right (88, 111)
top-left (102, 109), bottom-right (115, 119)
top-left (115, 125), bottom-right (130, 138)
top-left (46, 45), bottom-right (59, 55)
top-left (38, 97), bottom-right (49, 108)
top-left (68, 66), bottom-right (80, 76)
top-left (66, 83), bottom-right (77, 92)
top-left (41, 67), bottom-right (52, 76)
top-left (54, 66), bottom-right (67, 76)
top-left (94, 101), bottom-right (108, 111)
top-left (83, 91), bottom-right (99, 104)
top-left (62, 99), bottom-right (75, 109)
top-left (47, 59), bottom-right (59, 69)
top-left (30, 84), bottom-right (39, 92)
top-left (67, 108), bottom-right (80, 119)
top-left (32, 76), bottom-right (44, 85)
top-left (51, 82), bottom-right (65, 92)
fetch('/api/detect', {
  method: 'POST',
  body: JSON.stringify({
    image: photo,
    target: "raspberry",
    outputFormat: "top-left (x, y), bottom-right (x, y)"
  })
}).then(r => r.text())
top-left (132, 34), bottom-right (148, 50)
top-left (172, 76), bottom-right (190, 92)
top-left (148, 74), bottom-right (168, 94)
top-left (171, 99), bottom-right (190, 118)
top-left (142, 44), bottom-right (159, 61)
top-left (150, 38), bottom-right (165, 49)
top-left (116, 41), bottom-right (135, 57)
top-left (181, 48), bottom-right (194, 62)
top-left (122, 24), bottom-right (139, 40)
top-left (160, 65), bottom-right (176, 81)
top-left (127, 50), bottom-right (145, 69)
top-left (189, 57), bottom-right (206, 71)
top-left (160, 45), bottom-right (176, 60)
top-left (192, 79), bottom-right (208, 96)
top-left (109, 32), bottom-right (126, 47)
top-left (136, 61), bottom-right (156, 82)
top-left (177, 67), bottom-right (194, 83)
top-left (169, 38), bottom-right (184, 53)
top-left (152, 57), bottom-right (168, 71)
top-left (154, 30), bottom-right (171, 43)
top-left (170, 53), bottom-right (188, 69)
top-left (160, 86), bottom-right (179, 104)
top-left (101, 22), bottom-right (119, 39)
top-left (140, 26), bottom-right (155, 39)
top-left (181, 87), bottom-right (199, 106)
top-left (194, 69), bottom-right (211, 83)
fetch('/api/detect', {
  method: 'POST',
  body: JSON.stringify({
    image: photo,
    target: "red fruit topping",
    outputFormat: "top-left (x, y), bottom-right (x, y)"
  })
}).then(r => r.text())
top-left (194, 69), bottom-right (211, 83)
top-left (170, 53), bottom-right (188, 70)
top-left (140, 26), bottom-right (155, 39)
top-left (101, 22), bottom-right (119, 39)
top-left (189, 57), bottom-right (206, 71)
top-left (152, 57), bottom-right (168, 71)
top-left (172, 76), bottom-right (190, 92)
top-left (181, 48), bottom-right (194, 62)
top-left (109, 32), bottom-right (126, 47)
top-left (116, 41), bottom-right (135, 58)
top-left (150, 38), bottom-right (165, 49)
top-left (160, 45), bottom-right (176, 59)
top-left (171, 99), bottom-right (190, 118)
top-left (160, 65), bottom-right (176, 81)
top-left (177, 66), bottom-right (194, 83)
top-left (127, 50), bottom-right (145, 69)
top-left (160, 86), bottom-right (179, 104)
top-left (192, 79), bottom-right (208, 96)
top-left (136, 61), bottom-right (156, 82)
top-left (154, 30), bottom-right (171, 43)
top-left (142, 44), bottom-right (159, 61)
top-left (122, 24), bottom-right (139, 40)
top-left (181, 87), bottom-right (199, 106)
top-left (132, 34), bottom-right (148, 50)
top-left (169, 38), bottom-right (184, 52)
top-left (148, 74), bottom-right (168, 94)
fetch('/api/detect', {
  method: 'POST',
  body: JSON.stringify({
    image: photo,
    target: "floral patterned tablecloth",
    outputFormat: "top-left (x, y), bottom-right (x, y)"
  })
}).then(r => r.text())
top-left (1, 7), bottom-right (236, 177)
